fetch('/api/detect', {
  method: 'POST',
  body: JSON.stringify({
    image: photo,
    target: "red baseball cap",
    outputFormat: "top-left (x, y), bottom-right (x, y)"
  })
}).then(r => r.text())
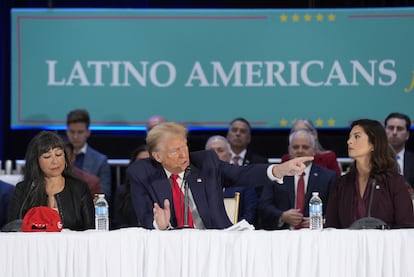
top-left (22, 206), bottom-right (63, 232)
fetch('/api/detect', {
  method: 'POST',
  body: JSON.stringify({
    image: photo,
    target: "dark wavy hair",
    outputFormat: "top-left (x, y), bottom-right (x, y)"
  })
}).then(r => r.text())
top-left (350, 119), bottom-right (398, 183)
top-left (23, 131), bottom-right (72, 208)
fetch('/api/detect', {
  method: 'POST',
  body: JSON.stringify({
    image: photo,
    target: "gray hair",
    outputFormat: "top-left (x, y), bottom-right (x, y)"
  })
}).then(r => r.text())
top-left (205, 135), bottom-right (231, 153)
top-left (288, 129), bottom-right (316, 148)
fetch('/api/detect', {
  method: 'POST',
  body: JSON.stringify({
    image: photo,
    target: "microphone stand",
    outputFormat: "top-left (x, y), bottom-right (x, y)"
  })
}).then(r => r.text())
top-left (182, 166), bottom-right (191, 228)
top-left (183, 179), bottom-right (189, 228)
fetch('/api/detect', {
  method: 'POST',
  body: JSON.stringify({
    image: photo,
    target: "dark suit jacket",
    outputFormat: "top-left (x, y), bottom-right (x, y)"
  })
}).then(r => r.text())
top-left (243, 149), bottom-right (268, 165)
top-left (326, 170), bottom-right (414, 229)
top-left (82, 145), bottom-right (112, 198)
top-left (258, 164), bottom-right (337, 230)
top-left (126, 150), bottom-right (271, 229)
top-left (404, 151), bottom-right (414, 188)
top-left (0, 180), bottom-right (14, 229)
top-left (223, 186), bottom-right (257, 224)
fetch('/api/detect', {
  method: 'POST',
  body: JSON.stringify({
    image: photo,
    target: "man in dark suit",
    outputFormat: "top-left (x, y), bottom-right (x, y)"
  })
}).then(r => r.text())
top-left (226, 117), bottom-right (268, 166)
top-left (127, 122), bottom-right (312, 230)
top-left (258, 130), bottom-right (337, 230)
top-left (66, 109), bottom-right (112, 199)
top-left (385, 112), bottom-right (414, 188)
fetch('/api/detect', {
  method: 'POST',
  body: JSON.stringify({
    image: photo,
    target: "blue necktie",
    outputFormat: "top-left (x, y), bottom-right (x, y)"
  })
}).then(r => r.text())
top-left (75, 153), bottom-right (85, 168)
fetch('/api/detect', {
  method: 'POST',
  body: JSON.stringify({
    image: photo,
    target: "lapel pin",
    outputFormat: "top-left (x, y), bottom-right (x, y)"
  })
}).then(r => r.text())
top-left (375, 185), bottom-right (380, 189)
top-left (197, 178), bottom-right (202, 183)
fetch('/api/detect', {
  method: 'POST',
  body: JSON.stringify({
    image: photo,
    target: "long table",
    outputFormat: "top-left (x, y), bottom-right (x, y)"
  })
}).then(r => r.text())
top-left (1, 228), bottom-right (413, 277)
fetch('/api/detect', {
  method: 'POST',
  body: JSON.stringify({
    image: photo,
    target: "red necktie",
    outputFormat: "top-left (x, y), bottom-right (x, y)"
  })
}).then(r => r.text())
top-left (232, 156), bottom-right (241, 166)
top-left (295, 172), bottom-right (305, 229)
top-left (296, 172), bottom-right (305, 213)
top-left (170, 174), bottom-right (194, 228)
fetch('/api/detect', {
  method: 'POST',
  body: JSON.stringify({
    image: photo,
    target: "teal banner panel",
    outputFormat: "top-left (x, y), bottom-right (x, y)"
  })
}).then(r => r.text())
top-left (11, 8), bottom-right (414, 129)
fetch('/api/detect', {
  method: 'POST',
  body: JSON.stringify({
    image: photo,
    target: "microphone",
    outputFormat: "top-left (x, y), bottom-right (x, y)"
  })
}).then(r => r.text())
top-left (183, 166), bottom-right (191, 228)
top-left (349, 179), bottom-right (389, 230)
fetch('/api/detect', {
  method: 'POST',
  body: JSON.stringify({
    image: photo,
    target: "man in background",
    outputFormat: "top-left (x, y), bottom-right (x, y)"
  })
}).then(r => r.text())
top-left (146, 115), bottom-right (167, 133)
top-left (226, 117), bottom-right (268, 210)
top-left (66, 109), bottom-right (112, 199)
top-left (384, 112), bottom-right (414, 188)
top-left (65, 142), bottom-right (102, 196)
top-left (226, 117), bottom-right (267, 166)
top-left (205, 135), bottom-right (258, 224)
top-left (258, 130), bottom-right (336, 229)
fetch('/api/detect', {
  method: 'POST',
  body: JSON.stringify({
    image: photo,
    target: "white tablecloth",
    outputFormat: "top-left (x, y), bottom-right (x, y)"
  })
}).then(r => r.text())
top-left (1, 228), bottom-right (413, 277)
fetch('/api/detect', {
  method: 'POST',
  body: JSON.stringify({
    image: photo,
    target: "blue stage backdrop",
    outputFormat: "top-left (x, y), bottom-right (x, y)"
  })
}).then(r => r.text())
top-left (11, 8), bottom-right (414, 129)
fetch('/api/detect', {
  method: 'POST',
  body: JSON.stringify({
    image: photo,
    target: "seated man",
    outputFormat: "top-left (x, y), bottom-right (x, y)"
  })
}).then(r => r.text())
top-left (126, 122), bottom-right (312, 230)
top-left (66, 109), bottom-right (112, 199)
top-left (205, 135), bottom-right (258, 224)
top-left (258, 130), bottom-right (337, 229)
top-left (65, 142), bottom-right (102, 196)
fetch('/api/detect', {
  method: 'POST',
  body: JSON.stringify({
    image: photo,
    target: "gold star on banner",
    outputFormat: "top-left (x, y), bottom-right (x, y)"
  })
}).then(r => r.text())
top-left (316, 118), bottom-right (324, 126)
top-left (304, 14), bottom-right (312, 22)
top-left (280, 119), bottom-right (288, 127)
top-left (292, 14), bottom-right (300, 22)
top-left (328, 13), bottom-right (336, 22)
top-left (316, 13), bottom-right (324, 22)
top-left (328, 118), bottom-right (336, 126)
top-left (280, 14), bottom-right (288, 22)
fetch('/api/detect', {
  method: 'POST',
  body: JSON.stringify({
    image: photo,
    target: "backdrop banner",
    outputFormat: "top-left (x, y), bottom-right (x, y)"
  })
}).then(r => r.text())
top-left (11, 8), bottom-right (414, 129)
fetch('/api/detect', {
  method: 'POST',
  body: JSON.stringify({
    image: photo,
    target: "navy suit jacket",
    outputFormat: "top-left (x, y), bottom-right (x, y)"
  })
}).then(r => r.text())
top-left (223, 186), bottom-right (257, 224)
top-left (127, 150), bottom-right (271, 229)
top-left (258, 164), bottom-right (337, 230)
top-left (404, 151), bottom-right (414, 188)
top-left (0, 180), bottom-right (14, 229)
top-left (82, 145), bottom-right (112, 198)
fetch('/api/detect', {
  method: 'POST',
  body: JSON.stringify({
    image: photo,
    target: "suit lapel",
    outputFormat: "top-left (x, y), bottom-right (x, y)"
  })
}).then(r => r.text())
top-left (285, 176), bottom-right (295, 208)
top-left (306, 166), bottom-right (318, 201)
top-left (187, 166), bottom-right (207, 214)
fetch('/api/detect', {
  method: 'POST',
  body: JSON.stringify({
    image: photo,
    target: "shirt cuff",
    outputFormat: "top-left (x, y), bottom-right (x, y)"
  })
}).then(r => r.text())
top-left (278, 216), bottom-right (285, 227)
top-left (267, 164), bottom-right (284, 184)
top-left (153, 220), bottom-right (173, 230)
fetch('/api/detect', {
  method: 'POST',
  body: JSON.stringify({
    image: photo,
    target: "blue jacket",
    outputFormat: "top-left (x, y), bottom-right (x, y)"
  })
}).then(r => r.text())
top-left (82, 145), bottom-right (111, 198)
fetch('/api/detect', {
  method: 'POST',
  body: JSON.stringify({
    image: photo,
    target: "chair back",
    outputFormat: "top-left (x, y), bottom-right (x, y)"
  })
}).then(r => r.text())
top-left (224, 192), bottom-right (240, 224)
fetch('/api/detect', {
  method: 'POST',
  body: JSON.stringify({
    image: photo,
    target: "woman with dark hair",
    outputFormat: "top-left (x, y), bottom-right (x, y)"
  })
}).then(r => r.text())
top-left (7, 131), bottom-right (94, 231)
top-left (326, 119), bottom-right (414, 228)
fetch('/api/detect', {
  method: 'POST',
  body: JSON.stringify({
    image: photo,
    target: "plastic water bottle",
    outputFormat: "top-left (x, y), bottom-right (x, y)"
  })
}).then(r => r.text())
top-left (309, 192), bottom-right (323, 230)
top-left (95, 194), bottom-right (109, 231)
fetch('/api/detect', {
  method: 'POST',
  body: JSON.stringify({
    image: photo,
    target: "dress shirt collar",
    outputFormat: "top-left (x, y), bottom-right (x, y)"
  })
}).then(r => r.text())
top-left (164, 169), bottom-right (184, 181)
top-left (396, 148), bottom-right (405, 174)
top-left (76, 143), bottom-right (88, 155)
top-left (230, 149), bottom-right (247, 164)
